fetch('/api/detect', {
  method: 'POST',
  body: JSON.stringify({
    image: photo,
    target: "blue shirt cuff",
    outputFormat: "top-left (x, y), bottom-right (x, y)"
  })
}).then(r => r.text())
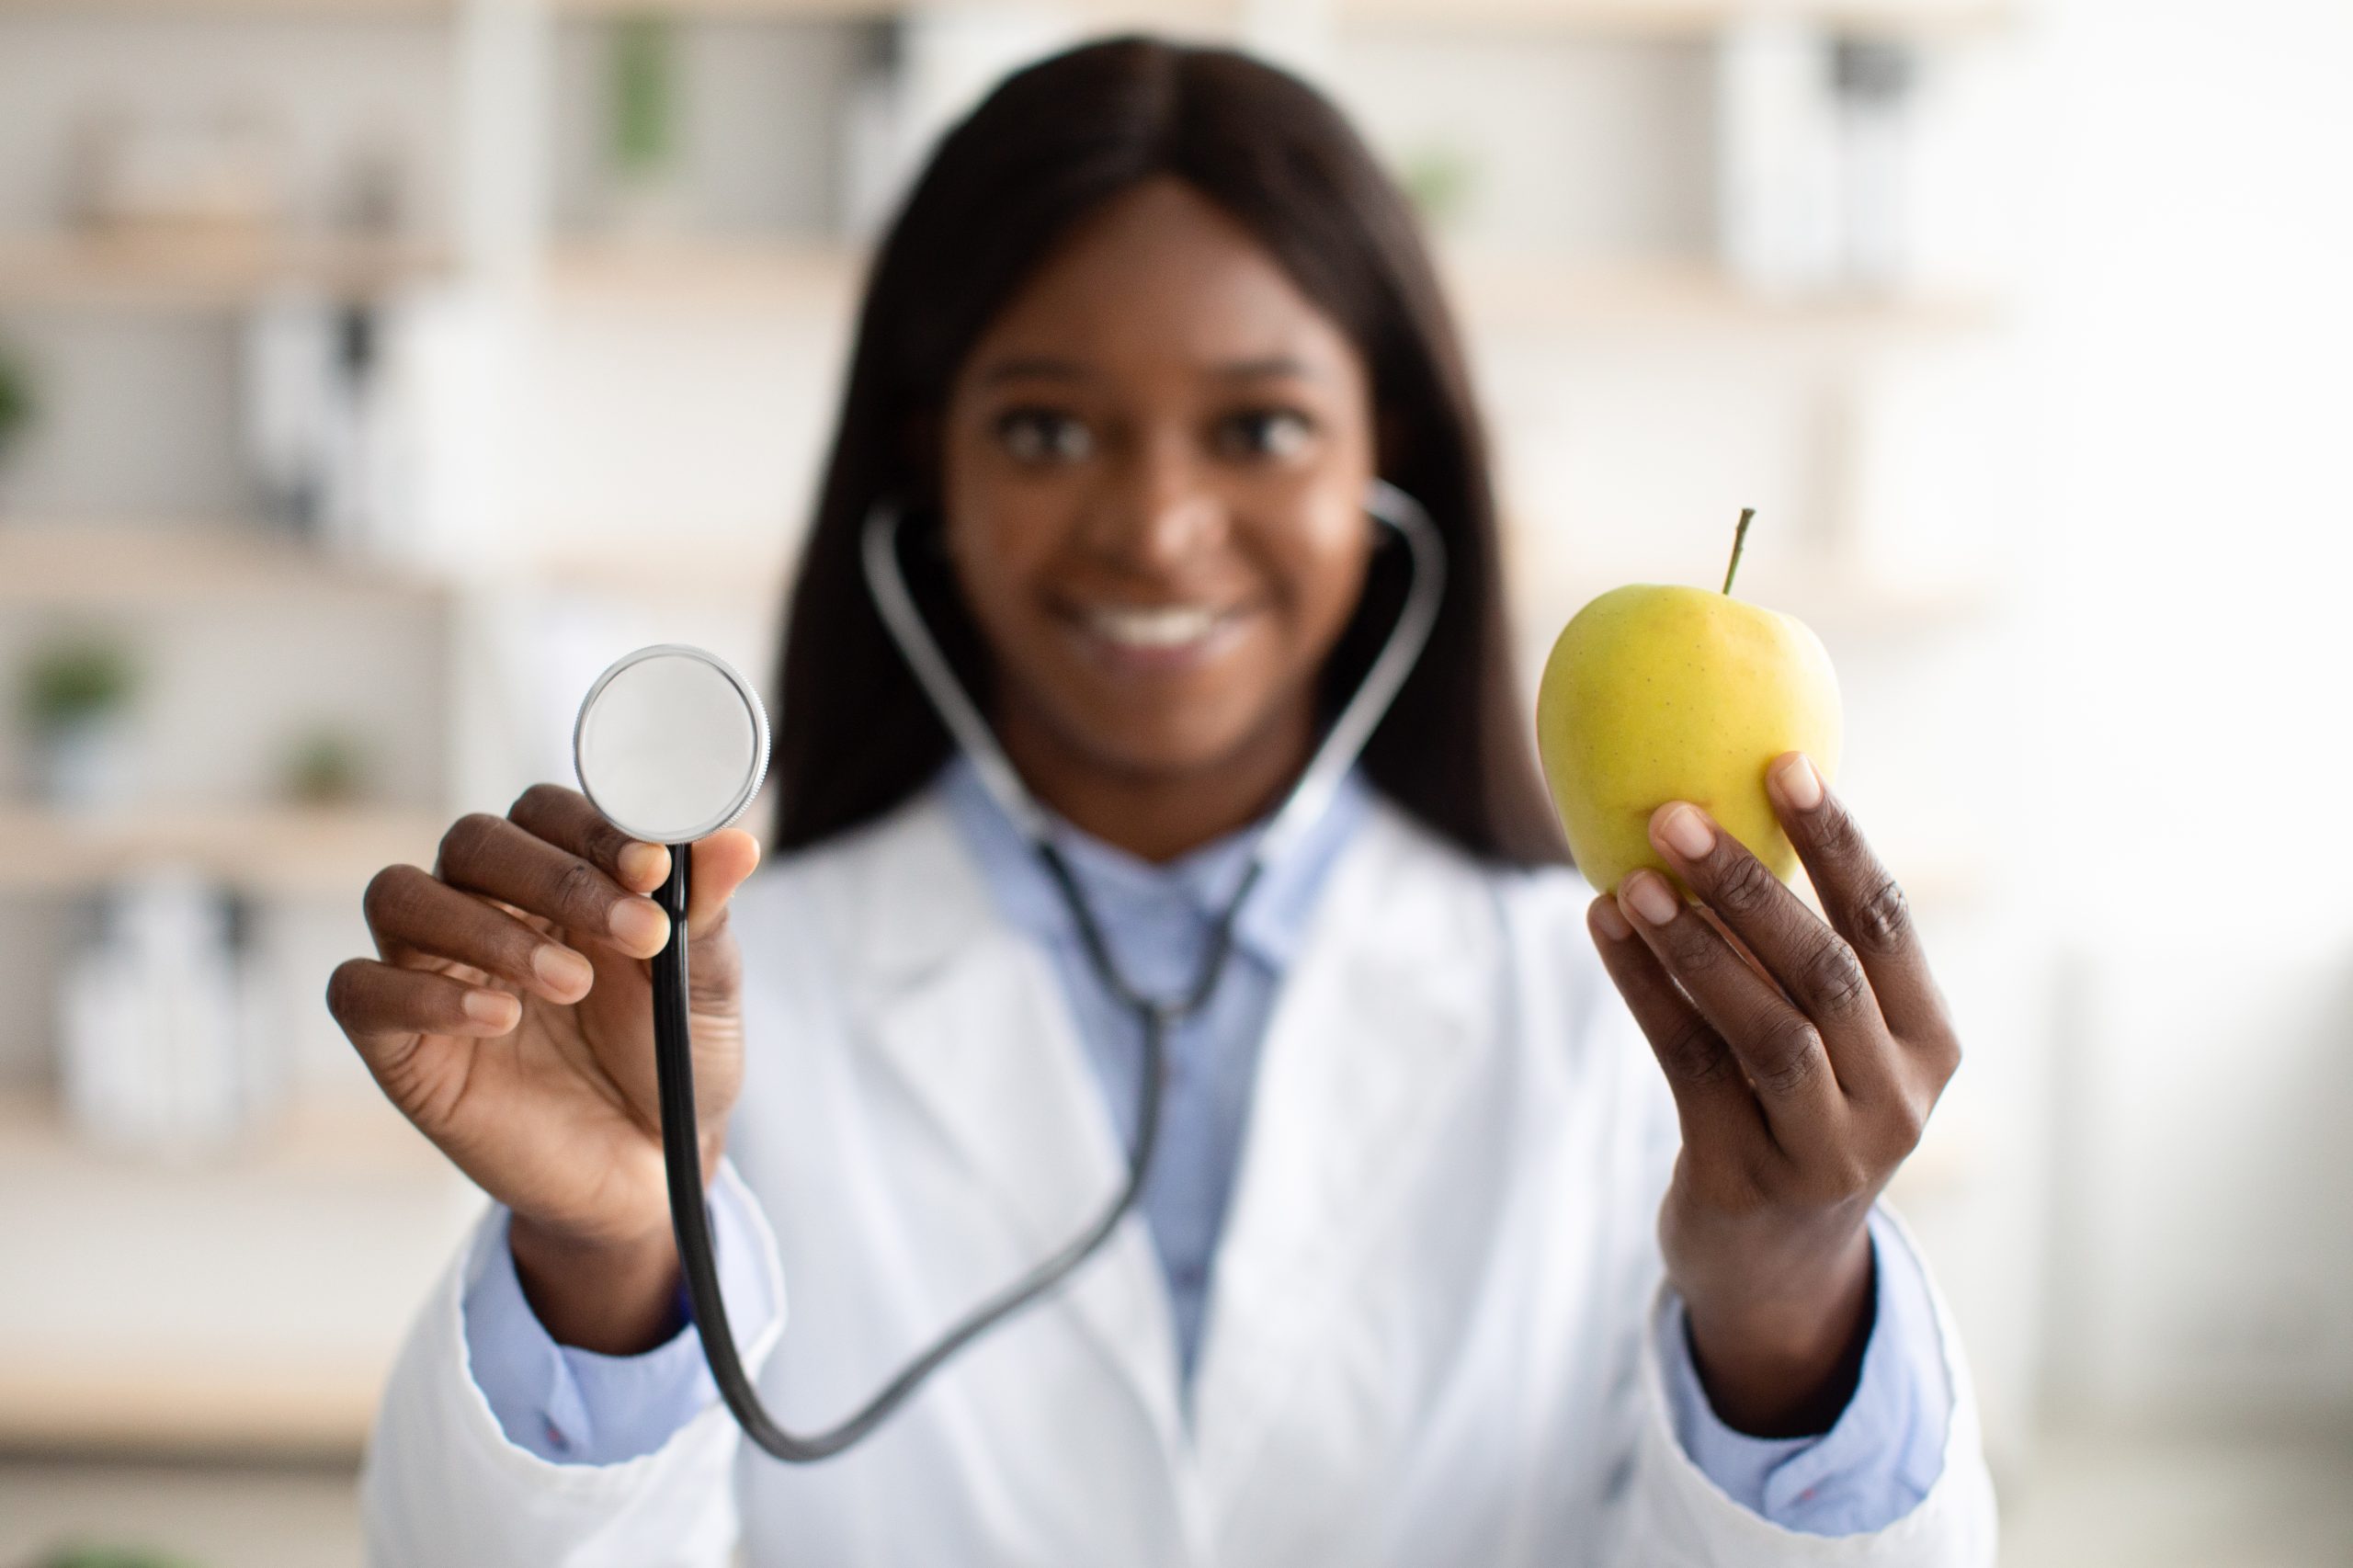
top-left (1657, 1206), bottom-right (1952, 1536)
top-left (460, 1169), bottom-right (779, 1465)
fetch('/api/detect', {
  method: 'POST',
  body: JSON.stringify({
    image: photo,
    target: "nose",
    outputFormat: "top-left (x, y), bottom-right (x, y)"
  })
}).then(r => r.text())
top-left (1082, 429), bottom-right (1226, 575)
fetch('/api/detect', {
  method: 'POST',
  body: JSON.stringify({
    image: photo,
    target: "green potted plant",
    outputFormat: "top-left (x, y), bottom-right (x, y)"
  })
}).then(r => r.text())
top-left (283, 722), bottom-right (370, 805)
top-left (0, 337), bottom-right (37, 511)
top-left (22, 634), bottom-right (141, 811)
top-left (606, 14), bottom-right (687, 236)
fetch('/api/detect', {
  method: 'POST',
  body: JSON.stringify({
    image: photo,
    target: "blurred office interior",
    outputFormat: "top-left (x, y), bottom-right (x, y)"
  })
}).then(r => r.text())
top-left (0, 0), bottom-right (2346, 1562)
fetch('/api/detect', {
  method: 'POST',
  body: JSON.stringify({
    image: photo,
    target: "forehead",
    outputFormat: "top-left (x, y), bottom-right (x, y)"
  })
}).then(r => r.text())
top-left (961, 177), bottom-right (1365, 383)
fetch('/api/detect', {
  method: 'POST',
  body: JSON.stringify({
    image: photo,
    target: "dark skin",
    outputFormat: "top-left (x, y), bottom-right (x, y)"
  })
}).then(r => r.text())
top-left (324, 176), bottom-right (1960, 1441)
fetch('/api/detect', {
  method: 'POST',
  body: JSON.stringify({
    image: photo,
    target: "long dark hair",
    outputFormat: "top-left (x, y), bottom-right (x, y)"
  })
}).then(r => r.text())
top-left (771, 35), bottom-right (1565, 868)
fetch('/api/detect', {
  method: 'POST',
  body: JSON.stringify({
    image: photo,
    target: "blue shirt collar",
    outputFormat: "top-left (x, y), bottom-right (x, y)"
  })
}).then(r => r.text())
top-left (936, 750), bottom-right (1370, 974)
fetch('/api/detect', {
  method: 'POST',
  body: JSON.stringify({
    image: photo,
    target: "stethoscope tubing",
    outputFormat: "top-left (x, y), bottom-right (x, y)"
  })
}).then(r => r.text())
top-left (653, 483), bottom-right (1445, 1462)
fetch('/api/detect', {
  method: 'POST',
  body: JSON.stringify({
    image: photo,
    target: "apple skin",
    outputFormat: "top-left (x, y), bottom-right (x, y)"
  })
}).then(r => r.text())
top-left (1536, 583), bottom-right (1842, 900)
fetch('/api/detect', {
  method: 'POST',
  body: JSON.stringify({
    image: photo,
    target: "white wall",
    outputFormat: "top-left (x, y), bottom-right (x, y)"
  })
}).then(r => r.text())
top-left (2022, 0), bottom-right (2353, 1419)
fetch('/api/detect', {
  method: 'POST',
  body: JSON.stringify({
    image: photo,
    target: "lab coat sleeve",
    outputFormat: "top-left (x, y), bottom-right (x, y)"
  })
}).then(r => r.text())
top-left (461, 1171), bottom-right (777, 1466)
top-left (358, 1158), bottom-right (787, 1568)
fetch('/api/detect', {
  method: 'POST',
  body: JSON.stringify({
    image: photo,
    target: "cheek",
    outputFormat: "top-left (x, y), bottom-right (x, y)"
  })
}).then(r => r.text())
top-left (1267, 506), bottom-right (1375, 649)
top-left (941, 497), bottom-right (1054, 638)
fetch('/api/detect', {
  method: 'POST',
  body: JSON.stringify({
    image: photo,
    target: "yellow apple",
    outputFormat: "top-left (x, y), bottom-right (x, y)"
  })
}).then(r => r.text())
top-left (1534, 512), bottom-right (1842, 901)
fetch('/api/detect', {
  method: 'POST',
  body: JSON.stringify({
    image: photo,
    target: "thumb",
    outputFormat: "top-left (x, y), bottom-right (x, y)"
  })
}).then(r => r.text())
top-left (684, 828), bottom-right (762, 938)
top-left (684, 829), bottom-right (759, 1021)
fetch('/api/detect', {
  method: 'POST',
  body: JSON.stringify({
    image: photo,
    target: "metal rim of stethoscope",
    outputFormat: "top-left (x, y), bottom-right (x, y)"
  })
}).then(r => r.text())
top-left (647, 479), bottom-right (1448, 1463)
top-left (572, 642), bottom-right (773, 846)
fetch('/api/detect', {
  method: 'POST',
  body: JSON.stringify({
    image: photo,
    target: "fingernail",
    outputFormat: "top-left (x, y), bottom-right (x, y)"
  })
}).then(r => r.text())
top-left (619, 841), bottom-right (669, 887)
top-left (1592, 897), bottom-right (1632, 942)
top-left (533, 944), bottom-right (594, 994)
top-left (1658, 802), bottom-right (1714, 860)
top-left (1775, 753), bottom-right (1824, 812)
top-left (464, 988), bottom-right (517, 1026)
top-left (1622, 869), bottom-right (1681, 926)
top-left (610, 898), bottom-right (670, 953)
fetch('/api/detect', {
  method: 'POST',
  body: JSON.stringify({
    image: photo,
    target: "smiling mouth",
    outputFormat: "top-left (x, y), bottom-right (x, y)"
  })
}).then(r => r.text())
top-left (1083, 604), bottom-right (1233, 649)
top-left (1062, 600), bottom-right (1253, 670)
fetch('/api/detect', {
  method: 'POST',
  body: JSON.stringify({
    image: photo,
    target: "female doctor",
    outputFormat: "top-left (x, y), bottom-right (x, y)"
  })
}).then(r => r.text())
top-left (330, 36), bottom-right (1995, 1568)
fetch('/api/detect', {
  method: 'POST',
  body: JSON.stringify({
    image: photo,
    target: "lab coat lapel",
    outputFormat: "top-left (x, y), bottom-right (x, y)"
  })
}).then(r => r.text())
top-left (847, 798), bottom-right (1191, 1471)
top-left (1188, 803), bottom-right (1495, 1515)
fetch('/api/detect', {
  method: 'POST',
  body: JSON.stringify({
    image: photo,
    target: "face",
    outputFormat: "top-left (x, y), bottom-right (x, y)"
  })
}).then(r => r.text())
top-left (939, 177), bottom-right (1379, 818)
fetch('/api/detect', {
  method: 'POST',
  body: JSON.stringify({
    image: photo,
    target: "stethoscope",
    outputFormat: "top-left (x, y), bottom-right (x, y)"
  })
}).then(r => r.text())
top-left (569, 481), bottom-right (1445, 1462)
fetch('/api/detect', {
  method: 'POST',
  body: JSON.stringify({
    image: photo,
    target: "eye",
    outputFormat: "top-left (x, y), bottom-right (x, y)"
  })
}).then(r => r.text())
top-left (994, 408), bottom-right (1095, 465)
top-left (1215, 407), bottom-right (1317, 462)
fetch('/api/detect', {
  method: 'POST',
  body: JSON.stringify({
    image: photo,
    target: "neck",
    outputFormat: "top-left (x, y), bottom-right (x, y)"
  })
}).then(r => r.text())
top-left (996, 699), bottom-right (1316, 864)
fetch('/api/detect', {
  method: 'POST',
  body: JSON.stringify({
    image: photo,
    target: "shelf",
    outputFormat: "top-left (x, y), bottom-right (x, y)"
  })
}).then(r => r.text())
top-left (1337, 0), bottom-right (2021, 37)
top-left (0, 1355), bottom-right (392, 1456)
top-left (0, 522), bottom-right (449, 607)
top-left (0, 229), bottom-right (452, 312)
top-left (0, 1088), bottom-right (471, 1456)
top-left (1444, 252), bottom-right (2006, 336)
top-left (540, 234), bottom-right (2005, 338)
top-left (547, 0), bottom-right (1216, 19)
top-left (540, 233), bottom-right (861, 312)
top-left (539, 0), bottom-right (2017, 34)
top-left (0, 803), bottom-right (450, 895)
top-left (0, 1085), bottom-right (453, 1182)
top-left (1516, 552), bottom-right (2006, 637)
top-left (0, 0), bottom-right (449, 16)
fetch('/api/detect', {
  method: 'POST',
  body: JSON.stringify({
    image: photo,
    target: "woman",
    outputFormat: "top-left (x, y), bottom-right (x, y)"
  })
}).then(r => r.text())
top-left (333, 37), bottom-right (1994, 1567)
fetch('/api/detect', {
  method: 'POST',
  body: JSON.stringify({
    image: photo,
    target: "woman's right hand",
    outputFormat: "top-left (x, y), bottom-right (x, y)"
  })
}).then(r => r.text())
top-left (325, 784), bottom-right (763, 1353)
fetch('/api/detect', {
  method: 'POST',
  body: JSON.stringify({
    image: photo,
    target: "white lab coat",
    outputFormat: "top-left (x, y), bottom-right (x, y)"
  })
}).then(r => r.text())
top-left (360, 783), bottom-right (1998, 1566)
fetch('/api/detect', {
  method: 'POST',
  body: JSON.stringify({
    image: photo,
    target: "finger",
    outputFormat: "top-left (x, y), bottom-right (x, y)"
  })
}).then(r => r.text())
top-left (685, 829), bottom-right (762, 940)
top-left (325, 956), bottom-right (517, 1081)
top-left (434, 810), bottom-right (670, 960)
top-left (363, 864), bottom-right (597, 1005)
top-left (1766, 753), bottom-right (1949, 1046)
top-left (1645, 798), bottom-right (1896, 1102)
top-left (1589, 897), bottom-right (1768, 1155)
top-left (508, 781), bottom-right (673, 892)
top-left (1617, 866), bottom-right (1841, 1146)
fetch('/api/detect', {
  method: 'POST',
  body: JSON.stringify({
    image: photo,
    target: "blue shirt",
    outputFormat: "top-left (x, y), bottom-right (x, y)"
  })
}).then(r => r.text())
top-left (461, 757), bottom-right (1950, 1533)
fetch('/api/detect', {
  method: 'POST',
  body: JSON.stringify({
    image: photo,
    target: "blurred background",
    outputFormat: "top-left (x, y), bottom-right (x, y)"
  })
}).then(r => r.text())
top-left (0, 0), bottom-right (2345, 1563)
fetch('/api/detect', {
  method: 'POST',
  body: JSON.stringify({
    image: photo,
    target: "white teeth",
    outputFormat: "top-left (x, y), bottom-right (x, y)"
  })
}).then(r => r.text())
top-left (1086, 605), bottom-right (1223, 649)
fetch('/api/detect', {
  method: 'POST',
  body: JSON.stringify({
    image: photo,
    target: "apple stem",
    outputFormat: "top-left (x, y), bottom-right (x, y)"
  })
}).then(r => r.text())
top-left (1721, 507), bottom-right (1756, 597)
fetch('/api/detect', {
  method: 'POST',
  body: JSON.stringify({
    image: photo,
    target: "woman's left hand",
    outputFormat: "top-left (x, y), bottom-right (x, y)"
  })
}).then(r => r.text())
top-left (1586, 749), bottom-right (1961, 1437)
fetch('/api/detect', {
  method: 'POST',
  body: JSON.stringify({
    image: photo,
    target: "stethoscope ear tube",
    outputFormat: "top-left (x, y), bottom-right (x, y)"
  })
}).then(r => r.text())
top-left (655, 483), bottom-right (1448, 1463)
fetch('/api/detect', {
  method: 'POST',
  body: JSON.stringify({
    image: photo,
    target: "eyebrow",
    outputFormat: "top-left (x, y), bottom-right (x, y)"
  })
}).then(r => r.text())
top-left (1214, 355), bottom-right (1321, 381)
top-left (979, 357), bottom-right (1091, 385)
top-left (977, 353), bottom-right (1327, 387)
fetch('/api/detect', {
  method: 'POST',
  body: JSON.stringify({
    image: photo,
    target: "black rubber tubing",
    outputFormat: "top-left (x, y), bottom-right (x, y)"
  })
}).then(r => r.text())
top-left (649, 836), bottom-right (1260, 1462)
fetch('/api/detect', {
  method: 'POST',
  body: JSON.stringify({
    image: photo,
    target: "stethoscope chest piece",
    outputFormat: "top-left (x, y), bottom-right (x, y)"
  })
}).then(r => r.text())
top-left (574, 643), bottom-right (770, 845)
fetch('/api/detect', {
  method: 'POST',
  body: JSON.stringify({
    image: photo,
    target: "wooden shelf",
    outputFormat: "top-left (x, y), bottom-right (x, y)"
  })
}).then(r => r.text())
top-left (0, 1086), bottom-right (453, 1181)
top-left (0, 229), bottom-right (452, 312)
top-left (1338, 0), bottom-right (2021, 38)
top-left (0, 0), bottom-right (449, 16)
top-left (0, 1088), bottom-right (470, 1456)
top-left (0, 802), bottom-right (450, 895)
top-left (0, 1355), bottom-right (392, 1456)
top-left (1444, 251), bottom-right (2006, 336)
top-left (540, 233), bottom-right (861, 312)
top-left (0, 522), bottom-right (449, 607)
top-left (540, 234), bottom-right (2005, 337)
top-left (539, 0), bottom-right (2017, 34)
top-left (547, 0), bottom-right (1218, 19)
